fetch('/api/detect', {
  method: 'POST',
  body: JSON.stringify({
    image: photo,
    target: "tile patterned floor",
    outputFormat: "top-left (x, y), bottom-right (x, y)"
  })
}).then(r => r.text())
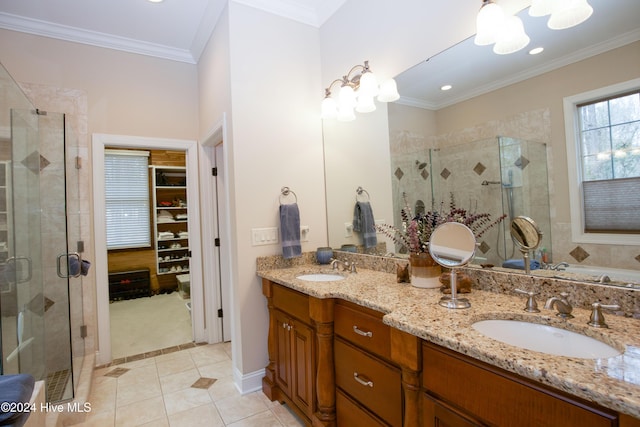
top-left (76, 342), bottom-right (304, 426)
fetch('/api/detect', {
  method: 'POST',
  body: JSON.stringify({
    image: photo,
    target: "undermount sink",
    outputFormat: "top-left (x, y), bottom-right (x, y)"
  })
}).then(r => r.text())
top-left (296, 273), bottom-right (345, 282)
top-left (472, 319), bottom-right (621, 359)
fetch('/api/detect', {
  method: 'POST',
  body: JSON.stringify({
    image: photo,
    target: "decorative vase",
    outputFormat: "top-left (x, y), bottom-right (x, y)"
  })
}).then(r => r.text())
top-left (409, 252), bottom-right (441, 288)
top-left (316, 247), bottom-right (333, 265)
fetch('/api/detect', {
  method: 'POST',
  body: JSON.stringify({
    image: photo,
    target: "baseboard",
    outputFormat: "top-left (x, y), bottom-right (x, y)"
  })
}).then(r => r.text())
top-left (233, 366), bottom-right (265, 395)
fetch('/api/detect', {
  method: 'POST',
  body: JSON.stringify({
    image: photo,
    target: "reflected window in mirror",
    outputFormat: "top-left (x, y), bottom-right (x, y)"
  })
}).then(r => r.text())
top-left (564, 79), bottom-right (640, 245)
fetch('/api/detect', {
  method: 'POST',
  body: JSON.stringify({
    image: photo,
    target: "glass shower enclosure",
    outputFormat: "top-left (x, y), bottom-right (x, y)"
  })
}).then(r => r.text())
top-left (0, 61), bottom-right (83, 403)
top-left (391, 136), bottom-right (552, 267)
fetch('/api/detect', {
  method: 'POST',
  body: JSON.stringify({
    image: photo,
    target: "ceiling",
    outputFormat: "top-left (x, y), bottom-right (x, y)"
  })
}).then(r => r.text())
top-left (395, 0), bottom-right (640, 110)
top-left (0, 0), bottom-right (347, 64)
top-left (0, 0), bottom-right (637, 105)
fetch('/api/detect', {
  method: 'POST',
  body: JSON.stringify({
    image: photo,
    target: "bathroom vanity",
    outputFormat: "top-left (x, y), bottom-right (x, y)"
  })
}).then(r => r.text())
top-left (258, 260), bottom-right (640, 427)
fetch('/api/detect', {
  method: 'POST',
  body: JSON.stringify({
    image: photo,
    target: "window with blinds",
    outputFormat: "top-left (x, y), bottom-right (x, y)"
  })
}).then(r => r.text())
top-left (105, 149), bottom-right (151, 249)
top-left (577, 90), bottom-right (640, 234)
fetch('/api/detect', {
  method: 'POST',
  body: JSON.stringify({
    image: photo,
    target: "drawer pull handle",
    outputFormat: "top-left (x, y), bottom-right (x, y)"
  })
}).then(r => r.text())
top-left (353, 372), bottom-right (373, 388)
top-left (353, 326), bottom-right (373, 338)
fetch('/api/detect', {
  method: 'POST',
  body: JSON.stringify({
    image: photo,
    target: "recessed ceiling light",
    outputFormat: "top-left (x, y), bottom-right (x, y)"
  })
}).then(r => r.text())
top-left (440, 85), bottom-right (452, 91)
top-left (529, 47), bottom-right (544, 55)
top-left (148, 0), bottom-right (164, 3)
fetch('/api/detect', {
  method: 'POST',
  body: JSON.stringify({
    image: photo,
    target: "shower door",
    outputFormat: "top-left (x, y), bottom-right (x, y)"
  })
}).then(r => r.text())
top-left (0, 107), bottom-right (46, 380)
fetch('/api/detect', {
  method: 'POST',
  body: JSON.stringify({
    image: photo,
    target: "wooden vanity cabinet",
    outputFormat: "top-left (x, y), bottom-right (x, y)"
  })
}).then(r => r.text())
top-left (334, 300), bottom-right (404, 427)
top-left (421, 342), bottom-right (618, 427)
top-left (262, 279), bottom-right (336, 427)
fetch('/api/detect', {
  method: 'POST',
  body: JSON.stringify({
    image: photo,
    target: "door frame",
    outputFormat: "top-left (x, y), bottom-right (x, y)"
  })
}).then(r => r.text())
top-left (92, 133), bottom-right (204, 366)
top-left (199, 114), bottom-right (232, 343)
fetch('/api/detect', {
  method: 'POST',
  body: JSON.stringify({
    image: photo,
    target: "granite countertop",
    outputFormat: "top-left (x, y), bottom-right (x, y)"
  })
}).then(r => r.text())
top-left (257, 264), bottom-right (640, 419)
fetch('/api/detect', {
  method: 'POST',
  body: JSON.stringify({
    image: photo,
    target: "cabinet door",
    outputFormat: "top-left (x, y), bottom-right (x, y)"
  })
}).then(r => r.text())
top-left (291, 319), bottom-right (316, 418)
top-left (274, 310), bottom-right (292, 396)
top-left (422, 393), bottom-right (486, 427)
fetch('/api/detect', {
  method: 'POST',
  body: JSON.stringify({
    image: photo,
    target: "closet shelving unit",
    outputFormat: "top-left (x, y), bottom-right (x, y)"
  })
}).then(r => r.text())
top-left (151, 165), bottom-right (190, 293)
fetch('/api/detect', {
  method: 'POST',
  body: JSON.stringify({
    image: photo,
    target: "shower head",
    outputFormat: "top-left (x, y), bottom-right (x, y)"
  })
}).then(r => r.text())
top-left (415, 160), bottom-right (427, 169)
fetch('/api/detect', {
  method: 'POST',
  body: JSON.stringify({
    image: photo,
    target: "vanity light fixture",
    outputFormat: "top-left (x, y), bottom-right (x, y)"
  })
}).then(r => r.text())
top-left (321, 61), bottom-right (399, 121)
top-left (531, 0), bottom-right (593, 30)
top-left (476, 0), bottom-right (593, 55)
top-left (474, 0), bottom-right (529, 54)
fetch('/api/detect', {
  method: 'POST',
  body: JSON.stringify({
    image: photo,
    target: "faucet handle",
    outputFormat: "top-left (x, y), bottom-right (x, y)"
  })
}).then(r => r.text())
top-left (350, 262), bottom-right (357, 273)
top-left (587, 302), bottom-right (621, 328)
top-left (514, 289), bottom-right (540, 313)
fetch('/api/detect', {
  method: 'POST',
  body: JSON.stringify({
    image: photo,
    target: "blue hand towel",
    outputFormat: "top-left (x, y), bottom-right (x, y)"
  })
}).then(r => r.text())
top-left (280, 203), bottom-right (301, 259)
top-left (502, 258), bottom-right (540, 270)
top-left (353, 201), bottom-right (377, 249)
top-left (69, 258), bottom-right (92, 276)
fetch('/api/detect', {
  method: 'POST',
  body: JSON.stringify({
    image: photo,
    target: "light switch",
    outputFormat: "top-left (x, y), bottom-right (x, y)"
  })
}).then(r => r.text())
top-left (251, 227), bottom-right (279, 246)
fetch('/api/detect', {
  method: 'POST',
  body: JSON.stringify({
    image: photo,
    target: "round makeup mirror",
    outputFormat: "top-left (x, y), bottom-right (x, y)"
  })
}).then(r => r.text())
top-left (429, 222), bottom-right (477, 309)
top-left (510, 216), bottom-right (543, 274)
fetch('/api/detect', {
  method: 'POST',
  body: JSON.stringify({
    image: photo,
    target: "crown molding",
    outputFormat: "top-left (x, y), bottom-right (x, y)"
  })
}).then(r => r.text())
top-left (0, 12), bottom-right (197, 64)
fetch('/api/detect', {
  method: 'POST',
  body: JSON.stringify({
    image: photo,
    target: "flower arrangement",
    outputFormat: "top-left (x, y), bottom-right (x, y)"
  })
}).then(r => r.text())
top-left (376, 193), bottom-right (507, 254)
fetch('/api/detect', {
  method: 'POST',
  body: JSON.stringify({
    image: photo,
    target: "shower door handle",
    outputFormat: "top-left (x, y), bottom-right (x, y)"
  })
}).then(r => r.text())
top-left (6, 256), bottom-right (33, 284)
top-left (57, 252), bottom-right (82, 278)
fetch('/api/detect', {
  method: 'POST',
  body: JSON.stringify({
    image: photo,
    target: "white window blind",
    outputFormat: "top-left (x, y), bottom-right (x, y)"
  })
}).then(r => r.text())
top-left (105, 150), bottom-right (151, 249)
top-left (577, 90), bottom-right (640, 234)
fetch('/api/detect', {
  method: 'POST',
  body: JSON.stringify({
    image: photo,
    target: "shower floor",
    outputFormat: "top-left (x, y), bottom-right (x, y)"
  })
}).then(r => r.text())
top-left (46, 368), bottom-right (70, 402)
top-left (109, 292), bottom-right (192, 359)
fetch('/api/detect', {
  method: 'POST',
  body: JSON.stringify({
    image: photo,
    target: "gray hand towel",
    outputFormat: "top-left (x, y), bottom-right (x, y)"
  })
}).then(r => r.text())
top-left (280, 203), bottom-right (301, 259)
top-left (353, 201), bottom-right (377, 249)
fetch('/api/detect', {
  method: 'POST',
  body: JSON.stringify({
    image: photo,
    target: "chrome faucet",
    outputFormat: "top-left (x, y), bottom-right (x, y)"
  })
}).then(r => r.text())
top-left (330, 258), bottom-right (340, 270)
top-left (544, 292), bottom-right (573, 318)
top-left (547, 262), bottom-right (569, 271)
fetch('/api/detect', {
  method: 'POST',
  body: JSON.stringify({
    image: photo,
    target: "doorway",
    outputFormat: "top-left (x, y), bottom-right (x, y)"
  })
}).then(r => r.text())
top-left (92, 134), bottom-right (206, 366)
top-left (199, 118), bottom-right (231, 344)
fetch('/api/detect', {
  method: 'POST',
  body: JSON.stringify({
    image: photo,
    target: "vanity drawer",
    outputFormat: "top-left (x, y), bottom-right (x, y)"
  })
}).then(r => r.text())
top-left (334, 301), bottom-right (391, 360)
top-left (336, 389), bottom-right (388, 427)
top-left (272, 284), bottom-right (310, 324)
top-left (422, 342), bottom-right (617, 427)
top-left (335, 338), bottom-right (402, 426)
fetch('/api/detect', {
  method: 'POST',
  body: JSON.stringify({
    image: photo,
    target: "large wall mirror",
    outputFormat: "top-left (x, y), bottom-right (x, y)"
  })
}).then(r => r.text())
top-left (323, 0), bottom-right (640, 283)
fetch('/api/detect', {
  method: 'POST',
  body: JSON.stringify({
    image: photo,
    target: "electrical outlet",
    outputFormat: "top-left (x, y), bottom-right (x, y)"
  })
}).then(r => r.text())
top-left (300, 225), bottom-right (310, 242)
top-left (344, 222), bottom-right (353, 237)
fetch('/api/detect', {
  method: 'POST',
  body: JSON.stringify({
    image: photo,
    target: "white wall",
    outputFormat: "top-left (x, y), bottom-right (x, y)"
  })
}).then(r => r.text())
top-left (212, 3), bottom-right (325, 382)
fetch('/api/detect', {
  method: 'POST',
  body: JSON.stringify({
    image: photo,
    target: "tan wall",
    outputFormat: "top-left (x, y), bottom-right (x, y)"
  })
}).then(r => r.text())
top-left (433, 41), bottom-right (640, 268)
